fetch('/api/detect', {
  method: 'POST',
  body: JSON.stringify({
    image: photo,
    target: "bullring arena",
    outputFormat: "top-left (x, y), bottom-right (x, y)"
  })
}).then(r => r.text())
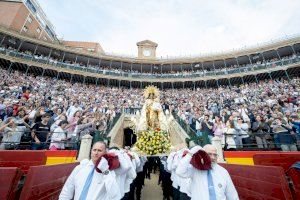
top-left (0, 0), bottom-right (300, 199)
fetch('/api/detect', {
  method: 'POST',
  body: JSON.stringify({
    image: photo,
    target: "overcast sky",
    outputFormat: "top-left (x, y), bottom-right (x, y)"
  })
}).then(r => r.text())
top-left (38, 0), bottom-right (300, 57)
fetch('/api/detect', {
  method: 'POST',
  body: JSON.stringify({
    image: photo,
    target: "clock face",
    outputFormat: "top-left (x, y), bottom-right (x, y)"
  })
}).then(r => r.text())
top-left (143, 49), bottom-right (151, 57)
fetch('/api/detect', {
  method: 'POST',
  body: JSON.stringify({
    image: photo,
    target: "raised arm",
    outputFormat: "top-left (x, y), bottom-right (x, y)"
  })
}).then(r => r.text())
top-left (175, 154), bottom-right (194, 178)
top-left (112, 150), bottom-right (131, 175)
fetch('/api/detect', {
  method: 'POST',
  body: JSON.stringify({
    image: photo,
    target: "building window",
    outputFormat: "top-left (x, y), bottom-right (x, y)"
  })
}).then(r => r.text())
top-left (23, 26), bottom-right (28, 32)
top-left (87, 48), bottom-right (95, 52)
top-left (26, 0), bottom-right (37, 13)
top-left (28, 16), bottom-right (32, 23)
top-left (37, 28), bottom-right (41, 33)
top-left (76, 47), bottom-right (83, 51)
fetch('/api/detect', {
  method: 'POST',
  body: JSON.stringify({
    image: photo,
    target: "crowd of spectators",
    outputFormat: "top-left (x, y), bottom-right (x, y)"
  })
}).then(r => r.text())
top-left (0, 68), bottom-right (123, 150)
top-left (173, 79), bottom-right (300, 151)
top-left (0, 65), bottom-right (299, 151)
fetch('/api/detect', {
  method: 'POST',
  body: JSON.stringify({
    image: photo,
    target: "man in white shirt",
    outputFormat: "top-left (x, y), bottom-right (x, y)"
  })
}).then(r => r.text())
top-left (135, 156), bottom-right (147, 200)
top-left (121, 148), bottom-right (138, 200)
top-left (167, 149), bottom-right (191, 200)
top-left (175, 149), bottom-right (192, 200)
top-left (107, 147), bottom-right (136, 200)
top-left (59, 141), bottom-right (121, 200)
top-left (176, 145), bottom-right (239, 200)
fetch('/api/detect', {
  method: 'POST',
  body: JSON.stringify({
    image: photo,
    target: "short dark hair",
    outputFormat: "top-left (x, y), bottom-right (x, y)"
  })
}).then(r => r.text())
top-left (58, 120), bottom-right (68, 126)
top-left (109, 146), bottom-right (120, 150)
top-left (42, 113), bottom-right (52, 118)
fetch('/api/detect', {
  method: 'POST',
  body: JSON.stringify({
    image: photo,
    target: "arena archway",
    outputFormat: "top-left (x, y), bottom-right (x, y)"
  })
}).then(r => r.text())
top-left (123, 128), bottom-right (137, 147)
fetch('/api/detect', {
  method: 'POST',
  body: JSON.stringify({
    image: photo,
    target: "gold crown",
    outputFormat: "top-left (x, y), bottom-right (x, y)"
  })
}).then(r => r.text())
top-left (143, 85), bottom-right (160, 98)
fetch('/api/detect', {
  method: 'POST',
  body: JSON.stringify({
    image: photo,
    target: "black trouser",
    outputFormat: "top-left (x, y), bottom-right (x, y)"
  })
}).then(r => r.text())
top-left (128, 181), bottom-right (135, 200)
top-left (121, 192), bottom-right (129, 200)
top-left (135, 171), bottom-right (145, 200)
top-left (172, 186), bottom-right (180, 200)
top-left (121, 182), bottom-right (135, 200)
top-left (144, 161), bottom-right (151, 179)
top-left (31, 143), bottom-right (46, 150)
top-left (161, 172), bottom-right (172, 200)
top-left (242, 137), bottom-right (252, 148)
top-left (180, 192), bottom-right (191, 200)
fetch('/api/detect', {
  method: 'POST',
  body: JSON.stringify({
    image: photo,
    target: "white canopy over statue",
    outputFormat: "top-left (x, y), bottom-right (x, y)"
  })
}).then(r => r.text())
top-left (136, 86), bottom-right (168, 132)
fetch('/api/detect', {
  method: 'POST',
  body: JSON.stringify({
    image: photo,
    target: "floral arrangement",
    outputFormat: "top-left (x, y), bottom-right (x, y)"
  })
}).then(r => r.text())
top-left (134, 128), bottom-right (172, 155)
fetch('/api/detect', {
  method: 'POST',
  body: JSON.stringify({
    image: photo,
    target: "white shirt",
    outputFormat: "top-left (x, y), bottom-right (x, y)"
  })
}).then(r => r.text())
top-left (170, 153), bottom-right (180, 188)
top-left (176, 154), bottom-right (191, 197)
top-left (176, 154), bottom-right (239, 200)
top-left (168, 151), bottom-right (187, 191)
top-left (130, 151), bottom-right (141, 171)
top-left (66, 106), bottom-right (82, 120)
top-left (108, 149), bottom-right (132, 198)
top-left (235, 123), bottom-right (249, 139)
top-left (50, 127), bottom-right (66, 149)
top-left (0, 126), bottom-right (26, 149)
top-left (124, 153), bottom-right (137, 193)
top-left (59, 159), bottom-right (121, 200)
top-left (137, 156), bottom-right (147, 173)
top-left (172, 150), bottom-right (191, 196)
top-left (167, 152), bottom-right (178, 187)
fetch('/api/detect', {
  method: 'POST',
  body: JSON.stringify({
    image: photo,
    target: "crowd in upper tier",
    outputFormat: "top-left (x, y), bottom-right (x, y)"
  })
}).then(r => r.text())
top-left (0, 66), bottom-right (299, 151)
top-left (1, 44), bottom-right (299, 77)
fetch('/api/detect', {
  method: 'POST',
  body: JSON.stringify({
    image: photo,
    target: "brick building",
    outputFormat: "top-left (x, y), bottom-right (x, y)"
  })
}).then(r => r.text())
top-left (0, 0), bottom-right (57, 42)
top-left (62, 40), bottom-right (104, 54)
top-left (0, 0), bottom-right (105, 54)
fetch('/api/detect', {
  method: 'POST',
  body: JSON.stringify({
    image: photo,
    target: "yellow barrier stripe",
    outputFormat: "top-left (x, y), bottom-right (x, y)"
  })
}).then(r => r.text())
top-left (225, 158), bottom-right (254, 165)
top-left (46, 157), bottom-right (76, 165)
top-left (46, 156), bottom-right (253, 166)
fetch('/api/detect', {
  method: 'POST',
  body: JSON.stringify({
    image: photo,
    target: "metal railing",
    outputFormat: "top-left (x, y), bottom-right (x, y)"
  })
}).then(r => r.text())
top-left (171, 111), bottom-right (299, 151)
top-left (105, 113), bottom-right (122, 134)
top-left (222, 132), bottom-right (299, 151)
top-left (171, 111), bottom-right (210, 147)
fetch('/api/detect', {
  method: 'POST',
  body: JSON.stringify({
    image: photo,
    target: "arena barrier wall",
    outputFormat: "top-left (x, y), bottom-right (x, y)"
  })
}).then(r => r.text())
top-left (19, 162), bottom-right (79, 200)
top-left (0, 150), bottom-right (78, 174)
top-left (220, 163), bottom-right (293, 200)
top-left (0, 150), bottom-right (46, 174)
top-left (253, 152), bottom-right (300, 171)
top-left (223, 151), bottom-right (299, 165)
top-left (253, 152), bottom-right (300, 199)
top-left (0, 167), bottom-right (23, 200)
top-left (287, 168), bottom-right (300, 199)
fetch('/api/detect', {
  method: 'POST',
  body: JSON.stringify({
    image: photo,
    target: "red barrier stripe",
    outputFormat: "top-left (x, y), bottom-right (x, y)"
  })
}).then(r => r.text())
top-left (45, 150), bottom-right (77, 157)
top-left (224, 151), bottom-right (281, 158)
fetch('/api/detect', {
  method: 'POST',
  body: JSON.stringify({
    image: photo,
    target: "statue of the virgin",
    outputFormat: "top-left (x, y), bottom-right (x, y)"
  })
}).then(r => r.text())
top-left (136, 86), bottom-right (168, 132)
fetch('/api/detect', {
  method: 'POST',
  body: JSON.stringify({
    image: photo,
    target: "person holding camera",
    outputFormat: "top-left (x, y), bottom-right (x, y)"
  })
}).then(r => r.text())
top-left (271, 118), bottom-right (297, 151)
top-left (198, 115), bottom-right (214, 142)
top-left (0, 117), bottom-right (26, 149)
top-left (235, 117), bottom-right (250, 148)
top-left (252, 115), bottom-right (270, 149)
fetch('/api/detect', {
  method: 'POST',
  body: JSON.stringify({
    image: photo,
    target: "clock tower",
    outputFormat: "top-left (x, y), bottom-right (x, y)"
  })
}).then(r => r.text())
top-left (137, 40), bottom-right (157, 59)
